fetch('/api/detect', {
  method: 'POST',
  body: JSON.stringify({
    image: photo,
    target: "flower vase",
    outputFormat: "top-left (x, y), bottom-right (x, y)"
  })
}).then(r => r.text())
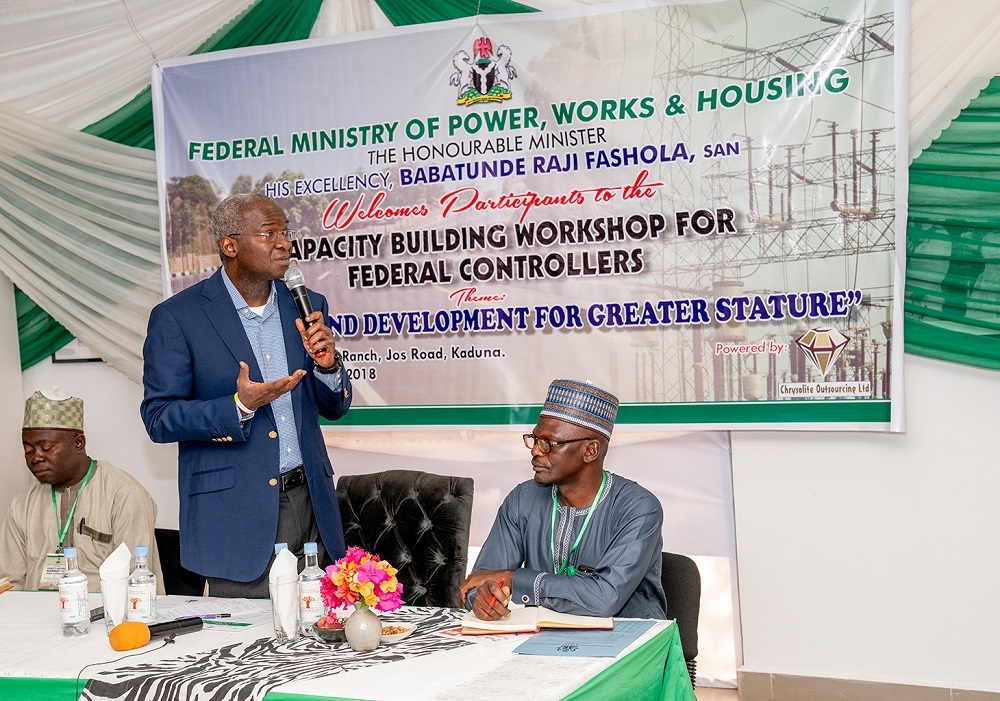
top-left (344, 602), bottom-right (381, 651)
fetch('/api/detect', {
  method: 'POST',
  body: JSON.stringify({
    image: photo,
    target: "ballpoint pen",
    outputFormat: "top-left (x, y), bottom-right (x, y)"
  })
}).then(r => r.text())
top-left (203, 620), bottom-right (251, 627)
top-left (488, 579), bottom-right (505, 608)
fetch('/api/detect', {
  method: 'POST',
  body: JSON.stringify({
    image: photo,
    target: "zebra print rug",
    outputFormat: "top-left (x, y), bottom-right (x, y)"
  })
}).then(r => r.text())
top-left (82, 607), bottom-right (469, 701)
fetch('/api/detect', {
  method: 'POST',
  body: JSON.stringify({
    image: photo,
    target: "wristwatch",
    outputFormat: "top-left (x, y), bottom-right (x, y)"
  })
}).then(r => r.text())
top-left (314, 349), bottom-right (342, 374)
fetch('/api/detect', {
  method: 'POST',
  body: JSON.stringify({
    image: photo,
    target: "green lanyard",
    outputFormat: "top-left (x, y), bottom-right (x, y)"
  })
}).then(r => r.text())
top-left (51, 459), bottom-right (95, 552)
top-left (550, 471), bottom-right (607, 577)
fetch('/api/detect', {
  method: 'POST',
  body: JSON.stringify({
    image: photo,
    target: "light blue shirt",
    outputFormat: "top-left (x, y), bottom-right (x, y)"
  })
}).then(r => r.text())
top-left (221, 269), bottom-right (342, 473)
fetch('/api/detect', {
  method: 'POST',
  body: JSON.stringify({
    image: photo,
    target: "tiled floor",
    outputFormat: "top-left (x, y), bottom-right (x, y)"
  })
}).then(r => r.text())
top-left (696, 686), bottom-right (739, 701)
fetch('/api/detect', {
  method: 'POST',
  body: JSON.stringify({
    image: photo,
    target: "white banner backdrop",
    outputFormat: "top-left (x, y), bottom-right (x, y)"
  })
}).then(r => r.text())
top-left (153, 0), bottom-right (906, 431)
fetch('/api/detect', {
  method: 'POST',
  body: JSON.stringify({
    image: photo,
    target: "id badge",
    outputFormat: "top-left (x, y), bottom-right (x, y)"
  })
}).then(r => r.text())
top-left (39, 553), bottom-right (67, 590)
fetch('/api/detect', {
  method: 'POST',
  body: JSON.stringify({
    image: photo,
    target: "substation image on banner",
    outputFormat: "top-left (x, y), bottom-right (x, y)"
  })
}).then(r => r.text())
top-left (153, 0), bottom-right (903, 430)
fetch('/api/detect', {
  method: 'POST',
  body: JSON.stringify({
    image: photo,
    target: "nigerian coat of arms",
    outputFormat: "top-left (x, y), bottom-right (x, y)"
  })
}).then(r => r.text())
top-left (450, 37), bottom-right (517, 106)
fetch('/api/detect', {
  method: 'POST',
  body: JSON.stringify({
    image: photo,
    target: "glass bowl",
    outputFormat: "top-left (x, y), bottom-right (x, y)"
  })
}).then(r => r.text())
top-left (313, 623), bottom-right (347, 643)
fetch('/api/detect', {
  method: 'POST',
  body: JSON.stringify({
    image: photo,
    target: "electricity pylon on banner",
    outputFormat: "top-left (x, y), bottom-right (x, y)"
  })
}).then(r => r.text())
top-left (632, 6), bottom-right (896, 405)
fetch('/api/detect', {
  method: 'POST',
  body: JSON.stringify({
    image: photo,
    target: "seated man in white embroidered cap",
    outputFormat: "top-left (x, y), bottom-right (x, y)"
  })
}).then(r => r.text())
top-left (0, 389), bottom-right (164, 592)
top-left (460, 379), bottom-right (667, 620)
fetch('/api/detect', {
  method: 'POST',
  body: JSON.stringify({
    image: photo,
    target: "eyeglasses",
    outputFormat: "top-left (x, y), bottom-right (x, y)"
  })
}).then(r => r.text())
top-left (228, 229), bottom-right (298, 242)
top-left (523, 434), bottom-right (596, 454)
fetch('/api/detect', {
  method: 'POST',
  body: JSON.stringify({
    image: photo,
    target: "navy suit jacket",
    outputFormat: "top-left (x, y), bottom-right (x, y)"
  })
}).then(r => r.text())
top-left (140, 268), bottom-right (351, 581)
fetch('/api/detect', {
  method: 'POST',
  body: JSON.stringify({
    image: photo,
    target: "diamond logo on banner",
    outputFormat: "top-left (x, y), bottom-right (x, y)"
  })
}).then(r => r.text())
top-left (794, 327), bottom-right (851, 378)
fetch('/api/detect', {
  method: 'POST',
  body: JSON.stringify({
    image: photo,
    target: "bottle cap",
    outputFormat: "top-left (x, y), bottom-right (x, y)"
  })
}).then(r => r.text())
top-left (274, 542), bottom-right (288, 554)
top-left (135, 545), bottom-right (148, 557)
top-left (64, 546), bottom-right (77, 558)
top-left (304, 542), bottom-right (318, 554)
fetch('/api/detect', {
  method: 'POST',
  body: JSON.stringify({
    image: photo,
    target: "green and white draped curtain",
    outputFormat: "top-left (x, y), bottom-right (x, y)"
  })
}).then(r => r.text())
top-left (1, 0), bottom-right (539, 382)
top-left (4, 0), bottom-right (1000, 380)
top-left (906, 77), bottom-right (1000, 368)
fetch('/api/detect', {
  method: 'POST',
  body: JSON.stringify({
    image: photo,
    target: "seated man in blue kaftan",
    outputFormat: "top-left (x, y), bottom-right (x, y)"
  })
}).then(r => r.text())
top-left (460, 379), bottom-right (667, 620)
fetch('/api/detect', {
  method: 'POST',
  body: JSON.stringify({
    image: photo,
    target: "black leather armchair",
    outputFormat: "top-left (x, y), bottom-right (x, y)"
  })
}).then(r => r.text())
top-left (661, 551), bottom-right (702, 688)
top-left (336, 470), bottom-right (474, 608)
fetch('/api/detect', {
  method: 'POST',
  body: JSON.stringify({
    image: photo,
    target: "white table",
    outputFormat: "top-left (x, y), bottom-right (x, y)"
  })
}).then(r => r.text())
top-left (0, 591), bottom-right (693, 701)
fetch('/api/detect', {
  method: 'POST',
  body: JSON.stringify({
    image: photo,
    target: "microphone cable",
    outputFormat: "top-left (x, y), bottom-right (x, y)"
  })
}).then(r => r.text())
top-left (75, 635), bottom-right (177, 699)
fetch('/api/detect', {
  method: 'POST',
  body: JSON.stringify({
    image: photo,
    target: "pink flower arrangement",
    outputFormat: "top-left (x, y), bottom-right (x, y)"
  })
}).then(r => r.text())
top-left (320, 546), bottom-right (404, 612)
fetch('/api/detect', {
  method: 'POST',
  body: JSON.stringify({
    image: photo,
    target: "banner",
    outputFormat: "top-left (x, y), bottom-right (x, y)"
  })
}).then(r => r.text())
top-left (152, 0), bottom-right (906, 430)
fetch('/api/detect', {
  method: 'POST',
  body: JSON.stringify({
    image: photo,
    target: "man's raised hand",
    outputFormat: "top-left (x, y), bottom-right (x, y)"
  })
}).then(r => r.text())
top-left (235, 361), bottom-right (305, 411)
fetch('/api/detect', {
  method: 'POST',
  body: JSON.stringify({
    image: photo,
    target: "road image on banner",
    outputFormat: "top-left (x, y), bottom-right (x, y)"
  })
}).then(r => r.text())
top-left (153, 0), bottom-right (904, 430)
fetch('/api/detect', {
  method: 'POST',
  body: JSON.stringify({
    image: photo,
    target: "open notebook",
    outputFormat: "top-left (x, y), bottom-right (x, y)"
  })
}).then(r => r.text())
top-left (460, 606), bottom-right (613, 635)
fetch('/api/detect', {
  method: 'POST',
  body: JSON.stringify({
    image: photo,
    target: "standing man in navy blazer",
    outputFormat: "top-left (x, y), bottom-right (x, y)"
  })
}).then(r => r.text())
top-left (141, 194), bottom-right (352, 597)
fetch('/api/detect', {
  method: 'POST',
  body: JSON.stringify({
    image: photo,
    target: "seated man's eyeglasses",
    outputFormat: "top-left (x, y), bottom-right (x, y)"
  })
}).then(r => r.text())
top-left (523, 434), bottom-right (596, 454)
top-left (228, 229), bottom-right (298, 242)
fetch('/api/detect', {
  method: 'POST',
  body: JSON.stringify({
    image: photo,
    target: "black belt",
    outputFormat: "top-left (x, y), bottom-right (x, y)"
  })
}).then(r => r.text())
top-left (280, 465), bottom-right (306, 491)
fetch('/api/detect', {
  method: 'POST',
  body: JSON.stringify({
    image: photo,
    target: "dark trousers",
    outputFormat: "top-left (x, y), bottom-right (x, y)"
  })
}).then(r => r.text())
top-left (206, 481), bottom-right (330, 598)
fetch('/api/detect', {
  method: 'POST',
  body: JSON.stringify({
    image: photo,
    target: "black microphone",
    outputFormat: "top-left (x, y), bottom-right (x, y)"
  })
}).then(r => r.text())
top-left (284, 266), bottom-right (332, 361)
top-left (283, 266), bottom-right (315, 326)
top-left (150, 617), bottom-right (204, 638)
top-left (284, 266), bottom-right (330, 359)
top-left (109, 617), bottom-right (203, 651)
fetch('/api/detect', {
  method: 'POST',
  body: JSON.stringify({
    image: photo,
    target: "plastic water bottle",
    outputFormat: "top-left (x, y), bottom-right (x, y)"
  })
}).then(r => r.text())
top-left (125, 545), bottom-right (157, 623)
top-left (298, 542), bottom-right (324, 636)
top-left (58, 547), bottom-right (90, 637)
top-left (275, 542), bottom-right (288, 554)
